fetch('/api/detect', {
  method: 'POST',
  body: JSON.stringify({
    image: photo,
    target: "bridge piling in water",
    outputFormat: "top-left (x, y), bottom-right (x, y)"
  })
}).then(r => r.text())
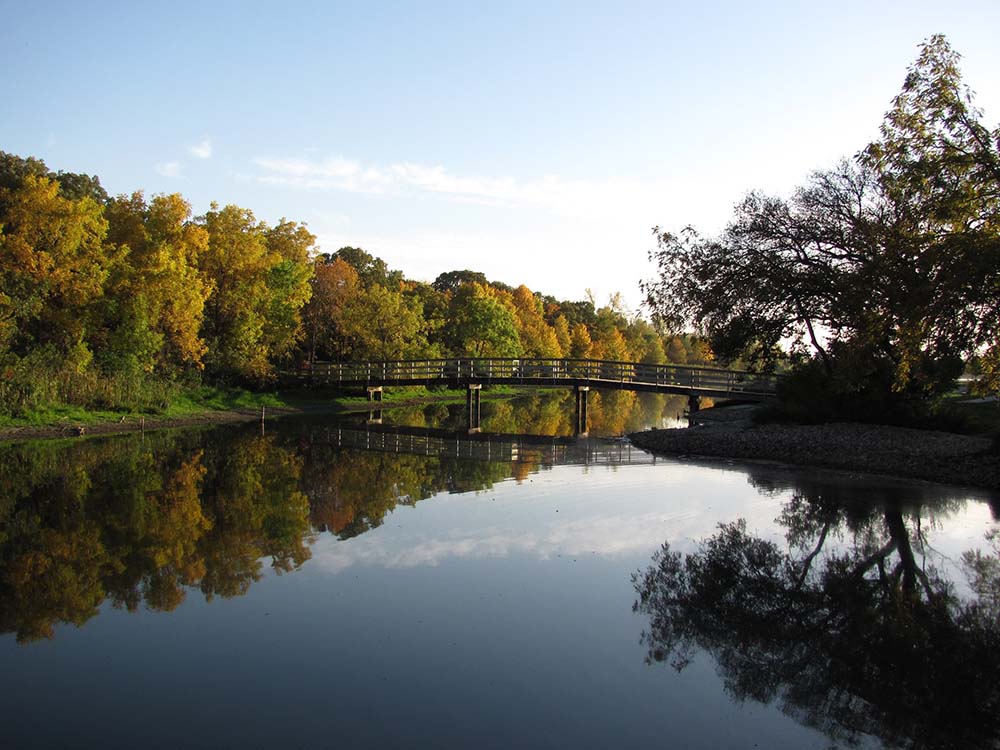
top-left (575, 385), bottom-right (589, 436)
top-left (467, 384), bottom-right (482, 431)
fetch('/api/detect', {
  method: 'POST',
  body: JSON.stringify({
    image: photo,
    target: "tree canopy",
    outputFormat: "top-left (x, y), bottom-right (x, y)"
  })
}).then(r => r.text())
top-left (643, 35), bottom-right (1000, 405)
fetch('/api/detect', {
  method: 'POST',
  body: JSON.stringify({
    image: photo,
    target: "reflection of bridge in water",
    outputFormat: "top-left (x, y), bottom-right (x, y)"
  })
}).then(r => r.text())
top-left (324, 422), bottom-right (660, 467)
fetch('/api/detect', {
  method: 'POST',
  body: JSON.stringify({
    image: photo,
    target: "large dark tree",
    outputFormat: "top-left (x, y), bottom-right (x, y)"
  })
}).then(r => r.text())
top-left (643, 36), bottom-right (1000, 402)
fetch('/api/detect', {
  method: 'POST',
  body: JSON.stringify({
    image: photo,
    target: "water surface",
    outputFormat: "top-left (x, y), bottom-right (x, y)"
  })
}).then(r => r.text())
top-left (1, 391), bottom-right (996, 749)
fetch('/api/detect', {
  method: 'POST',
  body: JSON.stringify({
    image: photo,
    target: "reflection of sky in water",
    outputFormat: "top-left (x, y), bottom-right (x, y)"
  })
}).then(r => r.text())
top-left (312, 458), bottom-right (998, 587)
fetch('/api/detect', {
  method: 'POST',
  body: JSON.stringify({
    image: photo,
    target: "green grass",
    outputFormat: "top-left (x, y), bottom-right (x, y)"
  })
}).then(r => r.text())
top-left (0, 385), bottom-right (292, 428)
top-left (162, 385), bottom-right (289, 416)
top-left (0, 383), bottom-right (528, 430)
top-left (0, 404), bottom-right (137, 428)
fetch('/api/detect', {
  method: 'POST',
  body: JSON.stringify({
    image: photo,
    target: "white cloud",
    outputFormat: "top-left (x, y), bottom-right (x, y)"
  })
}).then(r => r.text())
top-left (154, 161), bottom-right (182, 178)
top-left (252, 155), bottom-right (393, 195)
top-left (251, 153), bottom-right (672, 219)
top-left (188, 137), bottom-right (213, 159)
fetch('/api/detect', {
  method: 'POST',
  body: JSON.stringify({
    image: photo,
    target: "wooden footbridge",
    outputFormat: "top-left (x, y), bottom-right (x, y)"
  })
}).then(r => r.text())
top-left (289, 357), bottom-right (779, 401)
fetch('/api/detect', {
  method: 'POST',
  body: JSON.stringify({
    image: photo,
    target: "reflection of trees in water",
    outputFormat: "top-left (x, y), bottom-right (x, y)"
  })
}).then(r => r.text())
top-left (633, 478), bottom-right (1000, 749)
top-left (297, 425), bottom-right (513, 539)
top-left (381, 389), bottom-right (687, 437)
top-left (0, 390), bottom-right (710, 642)
top-left (0, 418), bottom-right (526, 642)
top-left (0, 429), bottom-right (312, 642)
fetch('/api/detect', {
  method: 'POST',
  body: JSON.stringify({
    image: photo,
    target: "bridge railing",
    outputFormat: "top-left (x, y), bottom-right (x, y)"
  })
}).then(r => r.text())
top-left (292, 358), bottom-right (780, 396)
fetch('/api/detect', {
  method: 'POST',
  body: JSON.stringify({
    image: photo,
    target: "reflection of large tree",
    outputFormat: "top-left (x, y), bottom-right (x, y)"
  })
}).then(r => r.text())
top-left (633, 491), bottom-right (1000, 749)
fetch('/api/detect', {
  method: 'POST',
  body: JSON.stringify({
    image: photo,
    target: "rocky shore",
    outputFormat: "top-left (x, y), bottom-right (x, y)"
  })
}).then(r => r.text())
top-left (629, 407), bottom-right (1000, 491)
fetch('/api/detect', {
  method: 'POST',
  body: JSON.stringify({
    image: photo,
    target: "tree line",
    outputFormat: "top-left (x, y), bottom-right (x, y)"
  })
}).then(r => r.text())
top-left (0, 152), bottom-right (709, 417)
top-left (644, 35), bottom-right (1000, 421)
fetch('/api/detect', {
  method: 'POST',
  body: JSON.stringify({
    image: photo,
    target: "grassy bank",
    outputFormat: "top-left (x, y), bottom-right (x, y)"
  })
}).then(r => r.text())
top-left (0, 383), bottom-right (525, 441)
top-left (0, 385), bottom-right (288, 429)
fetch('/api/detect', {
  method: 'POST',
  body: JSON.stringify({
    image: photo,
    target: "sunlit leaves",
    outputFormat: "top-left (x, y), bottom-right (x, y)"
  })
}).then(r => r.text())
top-left (0, 175), bottom-right (109, 354)
top-left (198, 205), bottom-right (314, 381)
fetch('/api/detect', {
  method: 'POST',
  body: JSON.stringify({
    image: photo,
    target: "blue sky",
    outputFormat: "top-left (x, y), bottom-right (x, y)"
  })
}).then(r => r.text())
top-left (3, 0), bottom-right (999, 309)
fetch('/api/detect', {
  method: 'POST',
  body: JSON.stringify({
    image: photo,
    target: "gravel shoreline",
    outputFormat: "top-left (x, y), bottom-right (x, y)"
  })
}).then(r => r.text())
top-left (629, 411), bottom-right (1000, 491)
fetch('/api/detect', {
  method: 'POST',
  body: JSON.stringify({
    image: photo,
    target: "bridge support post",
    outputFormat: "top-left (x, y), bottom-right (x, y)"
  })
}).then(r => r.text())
top-left (467, 384), bottom-right (482, 432)
top-left (574, 385), bottom-right (589, 436)
top-left (367, 386), bottom-right (383, 402)
top-left (687, 394), bottom-right (701, 414)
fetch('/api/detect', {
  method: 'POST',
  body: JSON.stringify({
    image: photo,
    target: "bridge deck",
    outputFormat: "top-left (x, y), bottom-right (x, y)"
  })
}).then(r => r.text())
top-left (286, 357), bottom-right (779, 400)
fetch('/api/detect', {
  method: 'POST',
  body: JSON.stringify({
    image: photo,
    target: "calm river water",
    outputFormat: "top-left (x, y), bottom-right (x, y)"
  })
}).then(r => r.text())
top-left (1, 391), bottom-right (997, 749)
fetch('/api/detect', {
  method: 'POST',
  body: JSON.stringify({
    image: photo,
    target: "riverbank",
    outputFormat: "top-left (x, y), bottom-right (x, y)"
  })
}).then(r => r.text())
top-left (0, 387), bottom-right (520, 443)
top-left (629, 407), bottom-right (1000, 491)
top-left (0, 404), bottom-right (316, 442)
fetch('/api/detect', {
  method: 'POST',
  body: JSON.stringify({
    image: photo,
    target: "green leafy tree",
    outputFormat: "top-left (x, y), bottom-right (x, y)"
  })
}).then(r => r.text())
top-left (339, 284), bottom-right (430, 361)
top-left (0, 151), bottom-right (107, 205)
top-left (552, 314), bottom-right (572, 357)
top-left (0, 175), bottom-right (110, 356)
top-left (198, 205), bottom-right (312, 381)
top-left (327, 246), bottom-right (403, 289)
top-left (405, 281), bottom-right (448, 357)
top-left (102, 192), bottom-right (210, 374)
top-left (626, 318), bottom-right (666, 364)
top-left (511, 285), bottom-right (562, 357)
top-left (262, 220), bottom-right (315, 365)
top-left (569, 322), bottom-right (592, 359)
top-left (643, 35), bottom-right (1000, 405)
top-left (446, 283), bottom-right (521, 357)
top-left (432, 269), bottom-right (488, 293)
top-left (198, 204), bottom-right (273, 381)
top-left (862, 34), bottom-right (1000, 396)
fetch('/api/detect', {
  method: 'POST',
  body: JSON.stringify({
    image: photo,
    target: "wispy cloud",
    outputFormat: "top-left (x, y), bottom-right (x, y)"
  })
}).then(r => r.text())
top-left (252, 156), bottom-right (394, 196)
top-left (250, 154), bottom-right (666, 219)
top-left (188, 137), bottom-right (213, 159)
top-left (154, 161), bottom-right (182, 178)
